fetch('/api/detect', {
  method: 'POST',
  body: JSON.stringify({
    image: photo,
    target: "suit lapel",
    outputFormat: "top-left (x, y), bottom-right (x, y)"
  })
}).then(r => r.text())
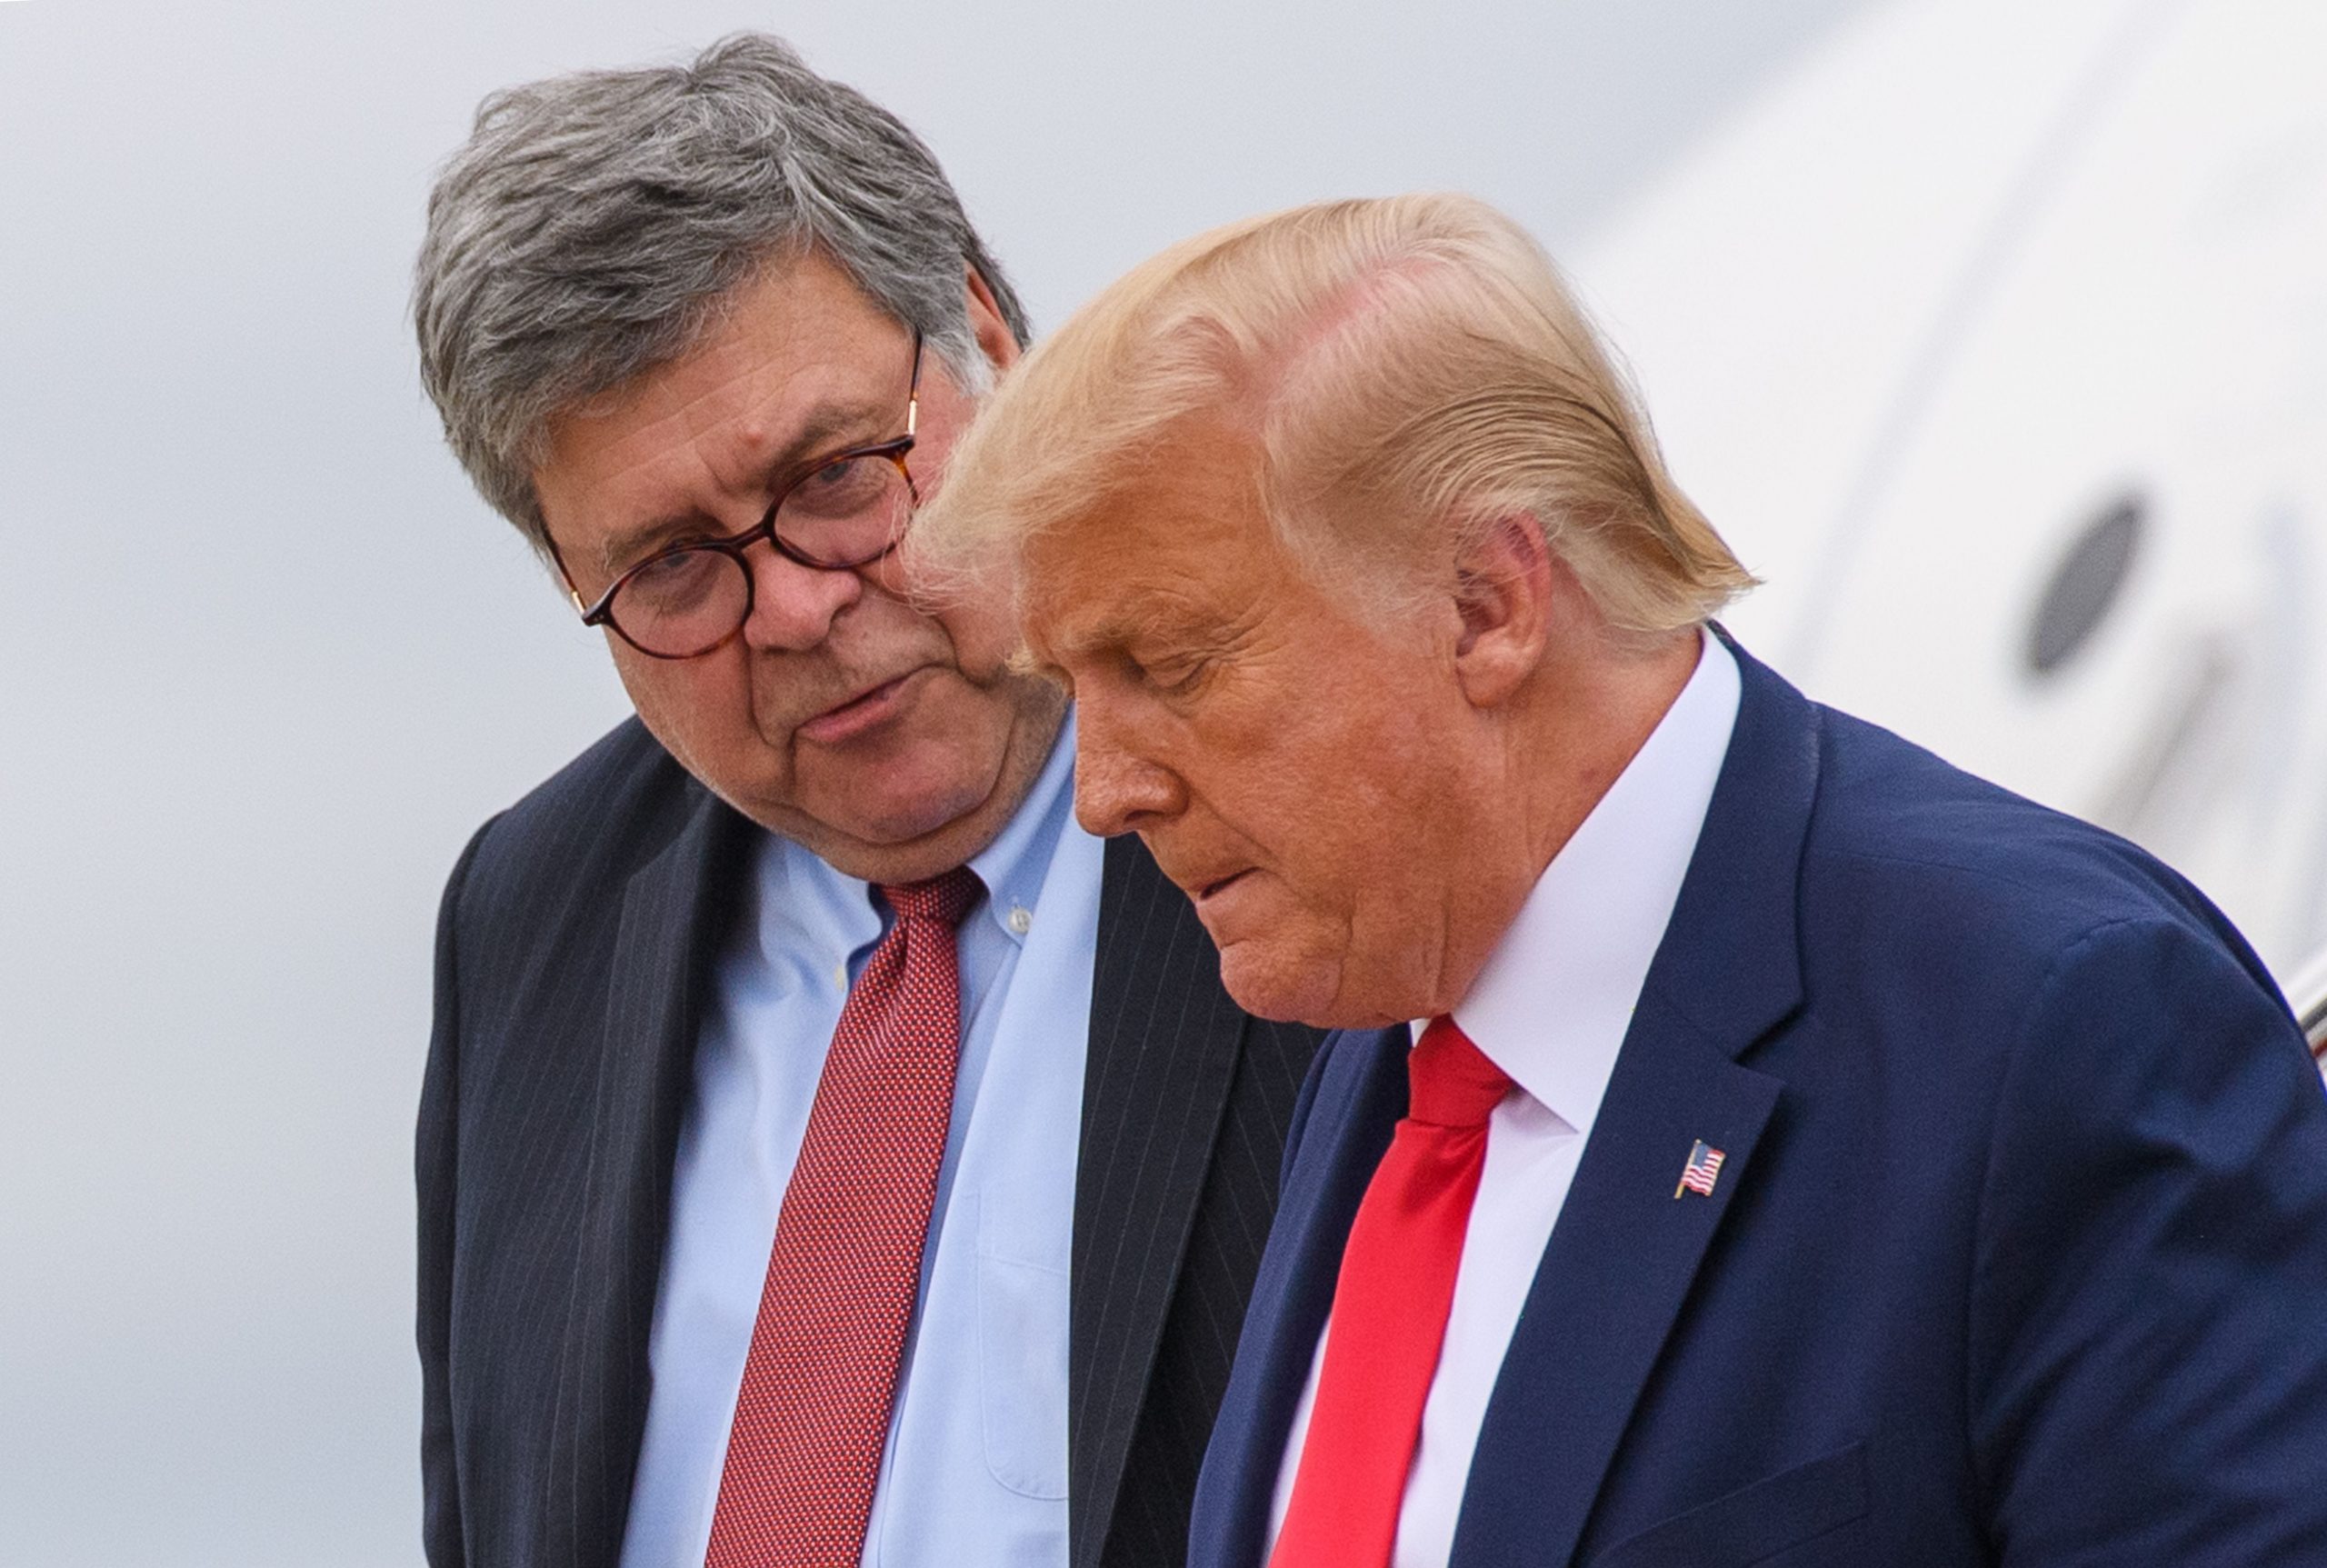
top-left (1449, 640), bottom-right (1822, 1568)
top-left (543, 786), bottom-right (753, 1568)
top-left (1070, 834), bottom-right (1253, 1568)
top-left (1188, 1026), bottom-right (1411, 1568)
top-left (1448, 1014), bottom-right (1782, 1568)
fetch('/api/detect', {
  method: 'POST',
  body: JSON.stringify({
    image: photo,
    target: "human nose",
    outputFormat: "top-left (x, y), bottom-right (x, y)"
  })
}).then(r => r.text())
top-left (736, 536), bottom-right (866, 653)
top-left (1073, 692), bottom-right (1187, 837)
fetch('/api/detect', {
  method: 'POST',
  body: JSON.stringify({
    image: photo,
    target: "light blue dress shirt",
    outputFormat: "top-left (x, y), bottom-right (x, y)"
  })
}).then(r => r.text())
top-left (618, 720), bottom-right (1098, 1568)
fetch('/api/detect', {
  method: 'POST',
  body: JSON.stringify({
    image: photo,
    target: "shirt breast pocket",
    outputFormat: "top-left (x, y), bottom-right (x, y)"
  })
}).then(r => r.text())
top-left (974, 1213), bottom-right (1072, 1500)
top-left (1585, 1443), bottom-right (1868, 1568)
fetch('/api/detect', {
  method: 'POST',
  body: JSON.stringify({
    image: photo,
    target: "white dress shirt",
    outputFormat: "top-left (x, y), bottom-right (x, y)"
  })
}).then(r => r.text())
top-left (1266, 631), bottom-right (1741, 1568)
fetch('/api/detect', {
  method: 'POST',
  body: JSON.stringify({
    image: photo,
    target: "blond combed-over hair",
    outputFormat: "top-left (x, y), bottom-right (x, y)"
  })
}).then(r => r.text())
top-left (912, 193), bottom-right (1753, 636)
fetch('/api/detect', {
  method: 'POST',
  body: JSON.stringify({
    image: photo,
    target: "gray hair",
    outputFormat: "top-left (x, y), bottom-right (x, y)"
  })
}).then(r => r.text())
top-left (414, 32), bottom-right (1031, 554)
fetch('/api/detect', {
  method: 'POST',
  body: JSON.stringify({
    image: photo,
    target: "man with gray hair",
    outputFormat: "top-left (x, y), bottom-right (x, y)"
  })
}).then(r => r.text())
top-left (412, 35), bottom-right (1318, 1568)
top-left (912, 194), bottom-right (2327, 1565)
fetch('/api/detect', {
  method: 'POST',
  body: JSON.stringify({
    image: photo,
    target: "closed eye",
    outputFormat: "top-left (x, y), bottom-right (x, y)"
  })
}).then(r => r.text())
top-left (1131, 652), bottom-right (1212, 694)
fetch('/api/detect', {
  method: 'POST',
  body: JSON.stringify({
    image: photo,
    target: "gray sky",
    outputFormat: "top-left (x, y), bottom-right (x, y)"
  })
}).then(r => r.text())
top-left (0, 2), bottom-right (1876, 1560)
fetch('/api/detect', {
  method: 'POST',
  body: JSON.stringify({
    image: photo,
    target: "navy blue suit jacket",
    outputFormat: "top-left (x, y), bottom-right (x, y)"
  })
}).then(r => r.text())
top-left (1191, 642), bottom-right (2327, 1568)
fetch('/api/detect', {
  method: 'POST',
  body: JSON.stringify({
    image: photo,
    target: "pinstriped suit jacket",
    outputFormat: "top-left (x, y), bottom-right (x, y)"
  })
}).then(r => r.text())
top-left (418, 718), bottom-right (1321, 1568)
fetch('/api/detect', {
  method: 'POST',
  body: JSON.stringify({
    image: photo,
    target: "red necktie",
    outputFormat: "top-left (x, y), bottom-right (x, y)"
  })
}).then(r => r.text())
top-left (704, 868), bottom-right (984, 1568)
top-left (1269, 1015), bottom-right (1514, 1568)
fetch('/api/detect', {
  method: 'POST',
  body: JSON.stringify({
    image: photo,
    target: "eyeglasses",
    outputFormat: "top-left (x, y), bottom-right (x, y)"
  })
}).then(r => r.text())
top-left (555, 330), bottom-right (924, 660)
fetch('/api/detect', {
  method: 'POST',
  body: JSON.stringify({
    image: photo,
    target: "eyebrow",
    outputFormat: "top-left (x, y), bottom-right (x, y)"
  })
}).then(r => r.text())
top-left (594, 395), bottom-right (894, 576)
top-left (1050, 595), bottom-right (1241, 666)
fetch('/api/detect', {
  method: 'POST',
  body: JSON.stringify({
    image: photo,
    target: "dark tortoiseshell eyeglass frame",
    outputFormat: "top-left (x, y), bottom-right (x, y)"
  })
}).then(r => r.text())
top-left (546, 328), bottom-right (924, 659)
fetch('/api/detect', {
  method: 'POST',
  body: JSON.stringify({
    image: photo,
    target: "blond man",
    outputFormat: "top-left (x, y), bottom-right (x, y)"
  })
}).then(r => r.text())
top-left (911, 194), bottom-right (2327, 1568)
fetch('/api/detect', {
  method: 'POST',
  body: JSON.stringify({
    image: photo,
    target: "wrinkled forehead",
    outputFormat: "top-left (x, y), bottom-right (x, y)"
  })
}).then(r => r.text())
top-left (1013, 430), bottom-right (1283, 641)
top-left (533, 263), bottom-right (921, 560)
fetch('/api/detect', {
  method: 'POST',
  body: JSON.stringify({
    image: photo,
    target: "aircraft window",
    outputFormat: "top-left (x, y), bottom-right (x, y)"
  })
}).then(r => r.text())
top-left (2025, 491), bottom-right (2145, 679)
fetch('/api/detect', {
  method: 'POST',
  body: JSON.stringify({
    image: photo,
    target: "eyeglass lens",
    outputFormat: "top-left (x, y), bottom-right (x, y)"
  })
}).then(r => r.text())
top-left (611, 454), bottom-right (913, 657)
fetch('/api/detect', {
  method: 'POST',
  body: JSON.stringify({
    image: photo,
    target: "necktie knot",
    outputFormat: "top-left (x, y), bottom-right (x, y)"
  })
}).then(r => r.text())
top-left (1406, 1015), bottom-right (1513, 1128)
top-left (881, 866), bottom-right (984, 930)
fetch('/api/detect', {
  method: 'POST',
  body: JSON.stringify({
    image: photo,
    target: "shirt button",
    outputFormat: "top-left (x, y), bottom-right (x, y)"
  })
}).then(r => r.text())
top-left (1006, 905), bottom-right (1034, 935)
top-left (833, 962), bottom-right (848, 987)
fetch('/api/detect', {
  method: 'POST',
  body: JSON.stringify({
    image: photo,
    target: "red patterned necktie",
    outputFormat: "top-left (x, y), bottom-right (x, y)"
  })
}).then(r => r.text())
top-left (704, 868), bottom-right (984, 1568)
top-left (1269, 1014), bottom-right (1515, 1568)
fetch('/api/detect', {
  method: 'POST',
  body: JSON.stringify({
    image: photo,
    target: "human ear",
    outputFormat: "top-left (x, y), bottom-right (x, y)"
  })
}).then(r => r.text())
top-left (965, 265), bottom-right (1022, 375)
top-left (1452, 513), bottom-right (1553, 709)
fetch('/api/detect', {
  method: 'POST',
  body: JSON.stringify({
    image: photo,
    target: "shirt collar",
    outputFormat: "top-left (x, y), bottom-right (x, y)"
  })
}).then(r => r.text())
top-left (754, 707), bottom-right (1077, 953)
top-left (1446, 630), bottom-right (1741, 1136)
top-left (961, 705), bottom-right (1078, 946)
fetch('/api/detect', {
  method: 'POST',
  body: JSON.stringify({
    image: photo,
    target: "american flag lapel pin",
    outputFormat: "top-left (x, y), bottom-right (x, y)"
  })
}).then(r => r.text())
top-left (1674, 1139), bottom-right (1726, 1200)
